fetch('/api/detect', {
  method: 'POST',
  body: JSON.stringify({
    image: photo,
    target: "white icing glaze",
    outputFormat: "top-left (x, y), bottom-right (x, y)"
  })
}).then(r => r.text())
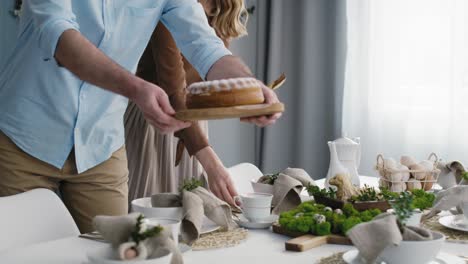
top-left (187, 77), bottom-right (260, 95)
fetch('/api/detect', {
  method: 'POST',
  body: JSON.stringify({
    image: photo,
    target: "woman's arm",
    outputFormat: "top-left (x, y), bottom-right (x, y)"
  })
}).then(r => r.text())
top-left (149, 23), bottom-right (238, 205)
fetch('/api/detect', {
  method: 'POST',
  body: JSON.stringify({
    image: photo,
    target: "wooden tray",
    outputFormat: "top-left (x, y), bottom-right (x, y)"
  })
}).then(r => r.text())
top-left (272, 223), bottom-right (352, 252)
top-left (314, 196), bottom-right (391, 212)
top-left (175, 103), bottom-right (284, 121)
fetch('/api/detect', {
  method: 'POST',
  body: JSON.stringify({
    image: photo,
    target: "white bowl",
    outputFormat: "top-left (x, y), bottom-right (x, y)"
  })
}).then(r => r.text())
top-left (377, 231), bottom-right (445, 264)
top-left (87, 246), bottom-right (172, 264)
top-left (250, 179), bottom-right (274, 195)
top-left (131, 197), bottom-right (183, 220)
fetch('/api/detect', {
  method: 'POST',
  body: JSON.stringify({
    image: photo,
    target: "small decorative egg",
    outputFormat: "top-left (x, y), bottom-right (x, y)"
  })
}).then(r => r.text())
top-left (409, 164), bottom-right (426, 180)
top-left (124, 248), bottom-right (138, 260)
top-left (384, 158), bottom-right (397, 169)
top-left (313, 214), bottom-right (326, 224)
top-left (422, 173), bottom-right (436, 191)
top-left (390, 182), bottom-right (407, 193)
top-left (400, 155), bottom-right (417, 167)
top-left (406, 179), bottom-right (422, 191)
top-left (334, 209), bottom-right (343, 215)
top-left (294, 212), bottom-right (304, 218)
top-left (324, 207), bottom-right (333, 212)
top-left (389, 172), bottom-right (403, 183)
top-left (419, 160), bottom-right (434, 171)
top-left (398, 164), bottom-right (410, 182)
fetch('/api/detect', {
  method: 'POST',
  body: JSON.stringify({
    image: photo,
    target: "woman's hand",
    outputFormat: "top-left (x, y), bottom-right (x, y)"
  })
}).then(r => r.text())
top-left (241, 84), bottom-right (282, 127)
top-left (195, 147), bottom-right (239, 206)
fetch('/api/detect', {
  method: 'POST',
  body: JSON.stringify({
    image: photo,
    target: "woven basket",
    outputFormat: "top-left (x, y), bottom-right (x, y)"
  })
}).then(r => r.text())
top-left (376, 153), bottom-right (440, 192)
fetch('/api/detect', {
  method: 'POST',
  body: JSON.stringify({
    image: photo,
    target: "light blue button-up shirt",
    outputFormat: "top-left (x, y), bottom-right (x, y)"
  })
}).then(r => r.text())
top-left (0, 0), bottom-right (231, 173)
top-left (0, 2), bottom-right (19, 70)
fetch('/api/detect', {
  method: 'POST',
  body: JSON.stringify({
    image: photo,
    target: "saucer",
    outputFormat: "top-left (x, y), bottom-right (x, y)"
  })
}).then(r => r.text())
top-left (439, 215), bottom-right (468, 233)
top-left (343, 249), bottom-right (464, 264)
top-left (234, 214), bottom-right (278, 229)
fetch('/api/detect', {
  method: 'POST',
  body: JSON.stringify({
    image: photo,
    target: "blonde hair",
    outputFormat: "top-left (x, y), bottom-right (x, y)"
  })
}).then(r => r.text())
top-left (206, 0), bottom-right (249, 40)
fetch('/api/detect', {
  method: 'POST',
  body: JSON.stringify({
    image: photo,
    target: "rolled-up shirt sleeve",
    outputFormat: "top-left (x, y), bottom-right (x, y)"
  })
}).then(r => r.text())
top-left (25, 0), bottom-right (80, 60)
top-left (161, 0), bottom-right (232, 79)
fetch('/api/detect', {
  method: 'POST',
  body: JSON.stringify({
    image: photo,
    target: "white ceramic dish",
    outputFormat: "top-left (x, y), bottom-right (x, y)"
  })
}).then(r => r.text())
top-left (377, 231), bottom-right (445, 264)
top-left (87, 247), bottom-right (172, 264)
top-left (201, 217), bottom-right (220, 234)
top-left (250, 180), bottom-right (274, 195)
top-left (343, 249), bottom-right (464, 264)
top-left (131, 197), bottom-right (183, 219)
top-left (439, 215), bottom-right (468, 232)
top-left (234, 214), bottom-right (278, 229)
top-left (131, 197), bottom-right (219, 234)
top-left (387, 209), bottom-right (422, 227)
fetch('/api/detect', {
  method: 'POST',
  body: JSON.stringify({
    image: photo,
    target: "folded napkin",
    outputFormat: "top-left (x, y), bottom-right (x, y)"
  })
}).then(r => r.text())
top-left (265, 168), bottom-right (315, 215)
top-left (347, 213), bottom-right (433, 264)
top-left (93, 213), bottom-right (183, 264)
top-left (423, 185), bottom-right (468, 220)
top-left (151, 187), bottom-right (236, 245)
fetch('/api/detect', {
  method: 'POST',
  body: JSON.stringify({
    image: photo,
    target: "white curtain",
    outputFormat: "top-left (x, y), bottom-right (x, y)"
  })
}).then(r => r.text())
top-left (343, 0), bottom-right (468, 176)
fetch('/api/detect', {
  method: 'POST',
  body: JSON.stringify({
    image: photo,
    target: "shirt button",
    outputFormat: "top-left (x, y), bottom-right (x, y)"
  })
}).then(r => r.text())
top-left (80, 94), bottom-right (86, 100)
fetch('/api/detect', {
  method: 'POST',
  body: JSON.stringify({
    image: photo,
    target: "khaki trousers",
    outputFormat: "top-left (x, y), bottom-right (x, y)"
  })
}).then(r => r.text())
top-left (0, 131), bottom-right (129, 233)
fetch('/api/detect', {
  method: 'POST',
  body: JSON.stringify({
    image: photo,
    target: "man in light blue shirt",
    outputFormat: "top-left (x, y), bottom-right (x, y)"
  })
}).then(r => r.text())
top-left (0, 0), bottom-right (281, 233)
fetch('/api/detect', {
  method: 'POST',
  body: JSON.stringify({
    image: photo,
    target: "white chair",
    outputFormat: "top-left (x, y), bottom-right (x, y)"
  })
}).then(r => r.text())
top-left (227, 163), bottom-right (263, 194)
top-left (0, 189), bottom-right (80, 252)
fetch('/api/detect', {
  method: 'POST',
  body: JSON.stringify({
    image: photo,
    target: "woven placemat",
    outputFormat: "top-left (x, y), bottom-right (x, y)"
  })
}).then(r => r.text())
top-left (316, 252), bottom-right (346, 264)
top-left (192, 228), bottom-right (248, 250)
top-left (422, 216), bottom-right (468, 243)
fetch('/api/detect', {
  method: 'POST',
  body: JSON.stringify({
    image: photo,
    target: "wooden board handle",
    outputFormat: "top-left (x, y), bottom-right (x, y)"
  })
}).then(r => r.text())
top-left (285, 235), bottom-right (328, 252)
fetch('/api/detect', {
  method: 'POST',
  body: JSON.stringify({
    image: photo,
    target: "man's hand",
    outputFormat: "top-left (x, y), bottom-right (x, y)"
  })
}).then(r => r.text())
top-left (240, 84), bottom-right (282, 127)
top-left (131, 82), bottom-right (191, 134)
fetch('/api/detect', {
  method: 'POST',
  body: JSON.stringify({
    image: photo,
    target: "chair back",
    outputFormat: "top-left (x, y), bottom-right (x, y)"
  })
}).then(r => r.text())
top-left (227, 163), bottom-right (263, 194)
top-left (0, 189), bottom-right (79, 252)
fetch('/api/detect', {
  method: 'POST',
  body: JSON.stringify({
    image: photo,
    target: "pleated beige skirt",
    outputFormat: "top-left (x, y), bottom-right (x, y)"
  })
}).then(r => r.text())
top-left (124, 102), bottom-right (208, 202)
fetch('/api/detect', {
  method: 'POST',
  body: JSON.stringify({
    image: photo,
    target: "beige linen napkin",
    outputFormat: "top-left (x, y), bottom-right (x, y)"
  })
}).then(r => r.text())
top-left (424, 186), bottom-right (468, 220)
top-left (93, 213), bottom-right (183, 264)
top-left (151, 187), bottom-right (236, 244)
top-left (270, 168), bottom-right (315, 215)
top-left (190, 187), bottom-right (237, 230)
top-left (180, 190), bottom-right (204, 244)
top-left (347, 213), bottom-right (433, 264)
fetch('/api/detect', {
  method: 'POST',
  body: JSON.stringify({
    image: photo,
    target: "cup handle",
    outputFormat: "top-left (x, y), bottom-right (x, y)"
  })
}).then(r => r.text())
top-left (233, 196), bottom-right (243, 213)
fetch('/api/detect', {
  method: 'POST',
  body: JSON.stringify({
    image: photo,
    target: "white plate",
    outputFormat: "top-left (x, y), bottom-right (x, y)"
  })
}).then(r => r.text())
top-left (343, 249), bottom-right (465, 264)
top-left (234, 214), bottom-right (278, 229)
top-left (201, 217), bottom-right (220, 234)
top-left (439, 215), bottom-right (468, 233)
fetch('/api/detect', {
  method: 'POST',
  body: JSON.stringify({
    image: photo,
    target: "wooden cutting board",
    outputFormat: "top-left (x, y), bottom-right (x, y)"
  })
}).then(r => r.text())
top-left (175, 103), bottom-right (284, 121)
top-left (272, 223), bottom-right (352, 252)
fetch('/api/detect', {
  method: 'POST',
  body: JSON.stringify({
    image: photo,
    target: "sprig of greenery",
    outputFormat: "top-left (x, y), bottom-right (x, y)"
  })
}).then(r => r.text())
top-left (390, 192), bottom-right (414, 226)
top-left (130, 214), bottom-right (163, 245)
top-left (179, 178), bottom-right (203, 192)
top-left (350, 185), bottom-right (381, 202)
top-left (462, 172), bottom-right (468, 181)
top-left (260, 173), bottom-right (280, 185)
top-left (307, 185), bottom-right (337, 199)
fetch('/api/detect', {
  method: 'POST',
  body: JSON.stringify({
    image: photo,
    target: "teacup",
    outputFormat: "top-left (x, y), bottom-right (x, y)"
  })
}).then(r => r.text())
top-left (234, 192), bottom-right (273, 208)
top-left (461, 201), bottom-right (468, 223)
top-left (234, 193), bottom-right (273, 222)
top-left (144, 217), bottom-right (181, 245)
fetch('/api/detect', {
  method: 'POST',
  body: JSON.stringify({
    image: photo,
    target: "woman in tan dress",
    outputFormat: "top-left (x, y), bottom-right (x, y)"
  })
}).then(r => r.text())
top-left (125, 0), bottom-right (249, 206)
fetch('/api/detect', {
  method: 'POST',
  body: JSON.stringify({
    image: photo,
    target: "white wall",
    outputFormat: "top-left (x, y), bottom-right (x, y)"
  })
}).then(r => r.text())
top-left (208, 0), bottom-right (259, 167)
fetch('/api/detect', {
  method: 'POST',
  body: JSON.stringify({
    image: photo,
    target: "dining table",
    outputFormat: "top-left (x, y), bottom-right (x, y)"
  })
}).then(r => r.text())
top-left (1, 176), bottom-right (467, 264)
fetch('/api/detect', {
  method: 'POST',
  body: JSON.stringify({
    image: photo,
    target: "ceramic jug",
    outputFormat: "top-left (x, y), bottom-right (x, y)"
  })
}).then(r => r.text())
top-left (326, 137), bottom-right (361, 187)
top-left (325, 141), bottom-right (350, 188)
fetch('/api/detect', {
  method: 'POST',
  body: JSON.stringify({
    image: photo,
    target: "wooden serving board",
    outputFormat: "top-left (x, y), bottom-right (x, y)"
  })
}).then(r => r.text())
top-left (175, 103), bottom-right (284, 121)
top-left (272, 223), bottom-right (352, 252)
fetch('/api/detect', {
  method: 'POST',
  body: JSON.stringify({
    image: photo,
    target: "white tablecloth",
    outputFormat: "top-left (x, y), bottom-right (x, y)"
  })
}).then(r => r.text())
top-left (1, 176), bottom-right (466, 264)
